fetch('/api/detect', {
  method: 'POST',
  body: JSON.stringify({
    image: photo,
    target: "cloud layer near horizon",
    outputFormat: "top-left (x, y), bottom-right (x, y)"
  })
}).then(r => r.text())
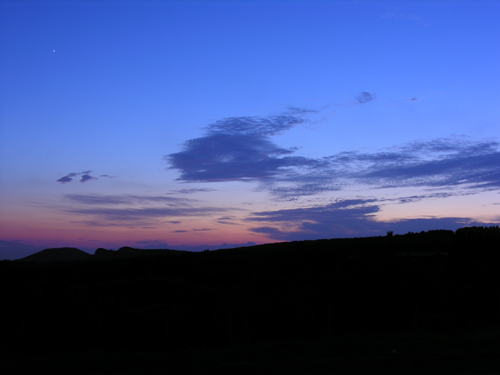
top-left (247, 198), bottom-right (494, 241)
top-left (54, 107), bottom-right (500, 243)
top-left (61, 193), bottom-right (235, 225)
top-left (160, 110), bottom-right (500, 241)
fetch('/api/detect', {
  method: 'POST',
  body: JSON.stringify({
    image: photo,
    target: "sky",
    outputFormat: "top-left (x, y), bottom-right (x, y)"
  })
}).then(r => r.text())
top-left (1, 0), bottom-right (499, 252)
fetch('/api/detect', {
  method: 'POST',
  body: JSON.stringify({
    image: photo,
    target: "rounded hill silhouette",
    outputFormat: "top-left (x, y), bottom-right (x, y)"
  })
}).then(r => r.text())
top-left (17, 247), bottom-right (91, 263)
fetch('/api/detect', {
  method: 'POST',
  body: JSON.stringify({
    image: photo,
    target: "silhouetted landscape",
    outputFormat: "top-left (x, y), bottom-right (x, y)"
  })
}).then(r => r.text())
top-left (3, 0), bottom-right (499, 372)
top-left (2, 226), bottom-right (500, 374)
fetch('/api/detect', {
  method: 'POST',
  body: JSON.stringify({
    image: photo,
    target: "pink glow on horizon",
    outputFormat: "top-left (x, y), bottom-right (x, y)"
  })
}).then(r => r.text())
top-left (0, 216), bottom-right (275, 249)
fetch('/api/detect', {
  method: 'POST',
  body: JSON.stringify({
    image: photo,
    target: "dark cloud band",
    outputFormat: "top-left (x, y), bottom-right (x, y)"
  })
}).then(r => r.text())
top-left (166, 115), bottom-right (320, 182)
top-left (248, 199), bottom-right (497, 241)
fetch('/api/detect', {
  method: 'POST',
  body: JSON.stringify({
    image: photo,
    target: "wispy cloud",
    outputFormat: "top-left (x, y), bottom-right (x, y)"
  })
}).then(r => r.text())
top-left (168, 188), bottom-right (217, 194)
top-left (205, 115), bottom-right (306, 136)
top-left (352, 139), bottom-right (500, 189)
top-left (387, 192), bottom-right (457, 204)
top-left (269, 138), bottom-right (500, 200)
top-left (65, 206), bottom-right (231, 222)
top-left (64, 194), bottom-right (194, 206)
top-left (66, 195), bottom-right (130, 205)
top-left (266, 183), bottom-right (342, 201)
top-left (61, 193), bottom-right (236, 224)
top-left (69, 220), bottom-right (122, 227)
top-left (216, 216), bottom-right (241, 225)
top-left (285, 106), bottom-right (321, 115)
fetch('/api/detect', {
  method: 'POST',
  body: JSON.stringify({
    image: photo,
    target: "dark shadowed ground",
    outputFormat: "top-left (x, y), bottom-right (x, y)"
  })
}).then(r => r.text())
top-left (4, 327), bottom-right (500, 374)
top-left (2, 227), bottom-right (500, 374)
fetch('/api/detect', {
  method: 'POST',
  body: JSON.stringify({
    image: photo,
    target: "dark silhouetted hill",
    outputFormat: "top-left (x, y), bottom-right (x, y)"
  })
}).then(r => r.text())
top-left (138, 241), bottom-right (257, 251)
top-left (92, 246), bottom-right (186, 260)
top-left (2, 225), bottom-right (500, 361)
top-left (16, 247), bottom-right (91, 262)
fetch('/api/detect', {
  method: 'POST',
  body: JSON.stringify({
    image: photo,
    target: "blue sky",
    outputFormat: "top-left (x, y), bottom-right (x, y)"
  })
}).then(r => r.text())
top-left (1, 0), bottom-right (499, 251)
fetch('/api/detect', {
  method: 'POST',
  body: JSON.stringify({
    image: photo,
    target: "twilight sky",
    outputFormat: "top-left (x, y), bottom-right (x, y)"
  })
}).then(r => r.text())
top-left (1, 0), bottom-right (499, 251)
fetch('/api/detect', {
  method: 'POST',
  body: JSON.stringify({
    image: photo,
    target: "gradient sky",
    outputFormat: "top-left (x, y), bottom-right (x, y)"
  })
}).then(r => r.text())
top-left (1, 0), bottom-right (499, 251)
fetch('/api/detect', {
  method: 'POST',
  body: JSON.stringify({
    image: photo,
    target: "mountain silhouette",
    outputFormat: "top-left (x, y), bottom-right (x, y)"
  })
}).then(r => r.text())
top-left (93, 246), bottom-right (188, 260)
top-left (16, 247), bottom-right (91, 263)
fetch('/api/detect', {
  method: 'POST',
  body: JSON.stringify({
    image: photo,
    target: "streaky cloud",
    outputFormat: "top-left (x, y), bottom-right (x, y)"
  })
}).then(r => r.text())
top-left (205, 115), bottom-right (305, 136)
top-left (269, 138), bottom-right (500, 200)
top-left (390, 192), bottom-right (456, 204)
top-left (169, 188), bottom-right (216, 194)
top-left (68, 220), bottom-right (121, 227)
top-left (65, 206), bottom-right (232, 221)
top-left (66, 195), bottom-right (129, 205)
top-left (216, 216), bottom-right (241, 225)
top-left (64, 194), bottom-right (195, 206)
top-left (285, 106), bottom-right (321, 115)
top-left (357, 140), bottom-right (500, 189)
top-left (268, 183), bottom-right (342, 200)
top-left (248, 199), bottom-right (379, 223)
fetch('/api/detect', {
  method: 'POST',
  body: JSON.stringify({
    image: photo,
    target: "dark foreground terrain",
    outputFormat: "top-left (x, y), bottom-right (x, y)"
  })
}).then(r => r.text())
top-left (2, 226), bottom-right (500, 374)
top-left (4, 327), bottom-right (500, 375)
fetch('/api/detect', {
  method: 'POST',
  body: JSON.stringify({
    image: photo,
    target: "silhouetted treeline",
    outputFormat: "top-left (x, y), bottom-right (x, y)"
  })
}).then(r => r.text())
top-left (1, 226), bottom-right (499, 355)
